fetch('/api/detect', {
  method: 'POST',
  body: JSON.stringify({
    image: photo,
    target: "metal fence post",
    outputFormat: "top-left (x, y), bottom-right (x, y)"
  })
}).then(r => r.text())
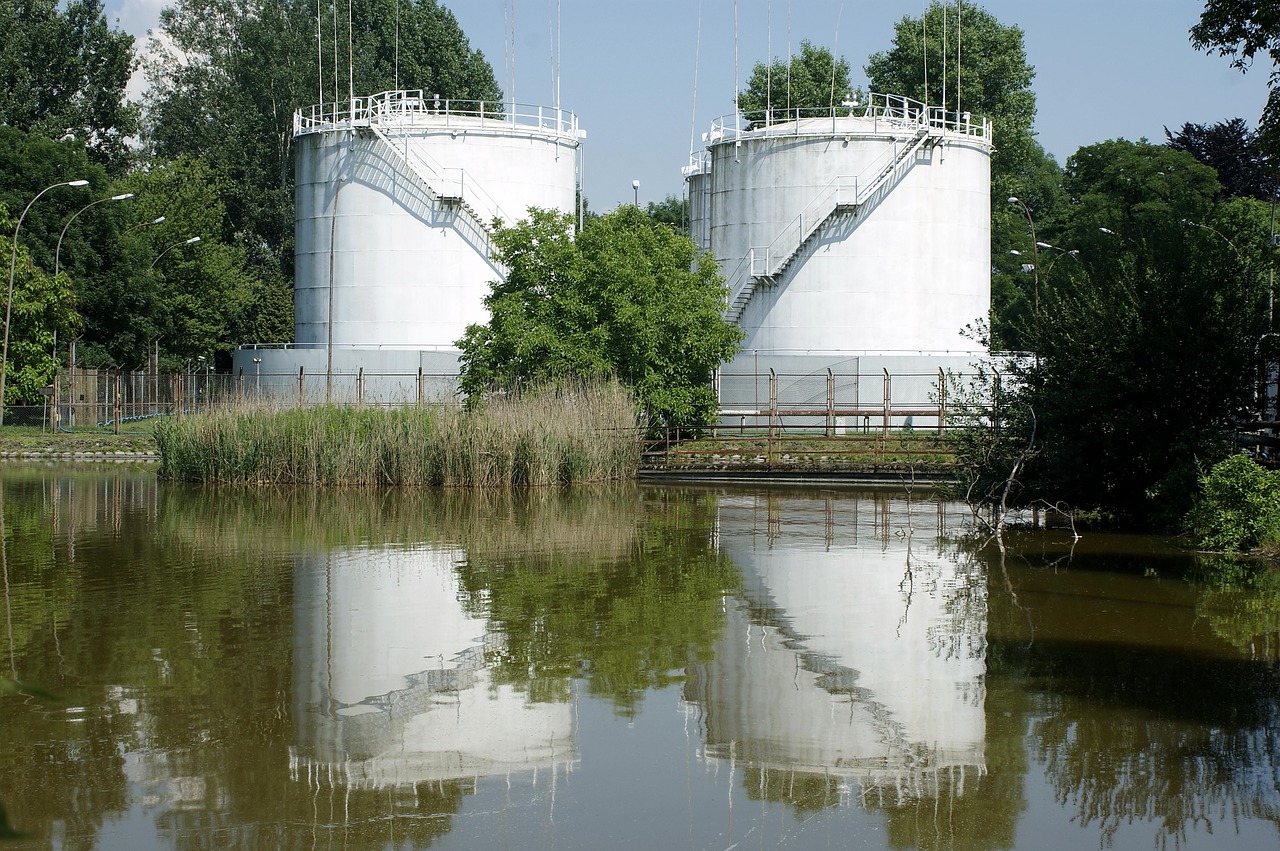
top-left (882, 368), bottom-right (890, 439)
top-left (113, 372), bottom-right (121, 434)
top-left (298, 366), bottom-right (305, 407)
top-left (769, 369), bottom-right (778, 441)
top-left (938, 367), bottom-right (946, 434)
top-left (358, 367), bottom-right (364, 409)
top-left (992, 368), bottom-right (1002, 435)
top-left (826, 368), bottom-right (834, 437)
top-left (238, 368), bottom-right (244, 403)
top-left (417, 366), bottom-right (424, 408)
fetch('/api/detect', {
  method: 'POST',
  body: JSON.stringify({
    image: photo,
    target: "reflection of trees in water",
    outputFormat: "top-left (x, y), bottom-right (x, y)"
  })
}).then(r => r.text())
top-left (972, 536), bottom-right (1280, 849)
top-left (456, 490), bottom-right (740, 713)
top-left (0, 471), bottom-right (718, 847)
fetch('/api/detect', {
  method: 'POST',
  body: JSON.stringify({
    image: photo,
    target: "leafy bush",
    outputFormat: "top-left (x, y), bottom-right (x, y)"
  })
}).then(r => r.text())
top-left (1187, 453), bottom-right (1280, 552)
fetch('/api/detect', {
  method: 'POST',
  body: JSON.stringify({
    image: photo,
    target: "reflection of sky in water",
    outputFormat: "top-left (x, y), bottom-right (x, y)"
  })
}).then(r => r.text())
top-left (291, 545), bottom-right (577, 786)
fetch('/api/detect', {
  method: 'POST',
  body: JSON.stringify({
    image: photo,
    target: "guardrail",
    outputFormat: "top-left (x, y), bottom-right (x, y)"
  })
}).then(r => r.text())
top-left (294, 90), bottom-right (581, 139)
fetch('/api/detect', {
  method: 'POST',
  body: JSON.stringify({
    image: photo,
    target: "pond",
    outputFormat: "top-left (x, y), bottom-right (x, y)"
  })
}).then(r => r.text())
top-left (1, 464), bottom-right (1278, 849)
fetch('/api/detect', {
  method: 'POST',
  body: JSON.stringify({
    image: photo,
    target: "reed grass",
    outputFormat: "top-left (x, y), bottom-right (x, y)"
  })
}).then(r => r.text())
top-left (155, 380), bottom-right (641, 486)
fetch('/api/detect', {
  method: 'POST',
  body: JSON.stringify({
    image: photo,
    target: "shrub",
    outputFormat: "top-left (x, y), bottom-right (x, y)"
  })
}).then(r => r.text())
top-left (1187, 453), bottom-right (1280, 552)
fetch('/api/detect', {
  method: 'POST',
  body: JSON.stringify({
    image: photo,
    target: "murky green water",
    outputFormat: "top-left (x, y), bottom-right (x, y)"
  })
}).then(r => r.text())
top-left (1, 465), bottom-right (1278, 850)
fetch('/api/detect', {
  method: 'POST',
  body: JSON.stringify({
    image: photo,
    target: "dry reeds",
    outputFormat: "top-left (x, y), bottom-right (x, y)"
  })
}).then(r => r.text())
top-left (156, 380), bottom-right (641, 486)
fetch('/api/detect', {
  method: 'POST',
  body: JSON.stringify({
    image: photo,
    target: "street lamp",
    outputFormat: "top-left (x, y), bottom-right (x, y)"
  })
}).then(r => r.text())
top-left (252, 356), bottom-right (262, 397)
top-left (633, 179), bottom-right (640, 206)
top-left (2, 179), bottom-right (90, 426)
top-left (123, 215), bottom-right (165, 237)
top-left (56, 193), bottom-right (134, 276)
top-left (1008, 196), bottom-right (1042, 314)
top-left (150, 236), bottom-right (201, 269)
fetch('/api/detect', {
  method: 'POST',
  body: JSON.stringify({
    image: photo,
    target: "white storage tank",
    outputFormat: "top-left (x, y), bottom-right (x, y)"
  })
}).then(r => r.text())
top-left (700, 94), bottom-right (991, 356)
top-left (293, 91), bottom-right (583, 350)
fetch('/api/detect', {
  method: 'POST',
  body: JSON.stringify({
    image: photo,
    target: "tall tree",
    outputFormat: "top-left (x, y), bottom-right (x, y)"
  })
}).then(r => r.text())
top-left (1166, 117), bottom-right (1277, 200)
top-left (458, 207), bottom-right (743, 430)
top-left (976, 140), bottom-right (1269, 525)
top-left (865, 1), bottom-right (1062, 351)
top-left (0, 0), bottom-right (137, 171)
top-left (738, 40), bottom-right (853, 119)
top-left (1191, 3), bottom-right (1280, 155)
top-left (144, 0), bottom-right (502, 302)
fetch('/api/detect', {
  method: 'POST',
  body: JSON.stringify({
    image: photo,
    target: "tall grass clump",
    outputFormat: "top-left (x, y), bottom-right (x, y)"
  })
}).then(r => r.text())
top-left (156, 380), bottom-right (641, 486)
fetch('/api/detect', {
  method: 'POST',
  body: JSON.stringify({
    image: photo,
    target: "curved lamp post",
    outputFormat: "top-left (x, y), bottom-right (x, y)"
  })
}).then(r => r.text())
top-left (1008, 196), bottom-right (1041, 315)
top-left (2, 179), bottom-right (90, 426)
top-left (123, 215), bottom-right (165, 237)
top-left (150, 236), bottom-right (201, 269)
top-left (55, 193), bottom-right (134, 276)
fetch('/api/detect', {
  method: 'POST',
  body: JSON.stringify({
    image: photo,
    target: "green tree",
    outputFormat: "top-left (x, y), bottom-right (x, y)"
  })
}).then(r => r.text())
top-left (866, 2), bottom-right (1063, 351)
top-left (77, 156), bottom-right (288, 371)
top-left (1166, 117), bottom-right (1278, 200)
top-left (980, 140), bottom-right (1268, 525)
top-left (1191, 3), bottom-right (1280, 155)
top-left (0, 207), bottom-right (80, 404)
top-left (458, 206), bottom-right (743, 430)
top-left (644, 194), bottom-right (688, 231)
top-left (0, 0), bottom-right (137, 171)
top-left (145, 0), bottom-right (502, 291)
top-left (738, 40), bottom-right (853, 119)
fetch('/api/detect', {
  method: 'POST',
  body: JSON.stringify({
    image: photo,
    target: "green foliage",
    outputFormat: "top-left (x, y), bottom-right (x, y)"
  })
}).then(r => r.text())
top-left (644, 194), bottom-right (688, 231)
top-left (972, 139), bottom-right (1270, 524)
top-left (1191, 2), bottom-right (1280, 156)
top-left (459, 207), bottom-right (743, 430)
top-left (1188, 453), bottom-right (1280, 552)
top-left (0, 0), bottom-right (137, 170)
top-left (0, 204), bottom-right (82, 405)
top-left (1166, 117), bottom-right (1277, 200)
top-left (738, 40), bottom-right (853, 118)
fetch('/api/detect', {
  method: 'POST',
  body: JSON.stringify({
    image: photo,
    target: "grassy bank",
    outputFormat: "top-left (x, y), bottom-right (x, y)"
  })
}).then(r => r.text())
top-left (155, 381), bottom-right (641, 486)
top-left (0, 425), bottom-right (158, 457)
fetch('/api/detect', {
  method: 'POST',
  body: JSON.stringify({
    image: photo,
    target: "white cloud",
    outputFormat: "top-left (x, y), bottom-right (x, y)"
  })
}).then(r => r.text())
top-left (111, 0), bottom-right (168, 41)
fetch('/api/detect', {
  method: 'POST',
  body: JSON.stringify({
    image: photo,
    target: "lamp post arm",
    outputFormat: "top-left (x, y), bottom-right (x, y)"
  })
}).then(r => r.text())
top-left (3, 180), bottom-right (89, 425)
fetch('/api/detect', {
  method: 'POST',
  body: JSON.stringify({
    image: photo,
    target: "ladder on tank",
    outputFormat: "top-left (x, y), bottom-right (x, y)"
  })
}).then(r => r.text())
top-left (725, 127), bottom-right (937, 323)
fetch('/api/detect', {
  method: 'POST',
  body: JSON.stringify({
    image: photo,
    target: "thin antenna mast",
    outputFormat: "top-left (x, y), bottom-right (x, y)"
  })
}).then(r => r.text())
top-left (829, 2), bottom-right (844, 110)
top-left (556, 0), bottom-right (561, 111)
top-left (733, 0), bottom-right (739, 121)
top-left (942, 1), bottom-right (947, 114)
top-left (786, 0), bottom-right (792, 111)
top-left (347, 0), bottom-right (354, 115)
top-left (316, 0), bottom-right (323, 111)
top-left (956, 0), bottom-right (962, 118)
top-left (689, 0), bottom-right (702, 158)
top-left (766, 0), bottom-right (772, 121)
top-left (921, 1), bottom-right (928, 106)
top-left (395, 0), bottom-right (400, 90)
top-left (332, 0), bottom-right (338, 111)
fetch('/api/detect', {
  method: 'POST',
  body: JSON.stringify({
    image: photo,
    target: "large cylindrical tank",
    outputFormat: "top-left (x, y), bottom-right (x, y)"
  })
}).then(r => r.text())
top-left (293, 91), bottom-right (582, 349)
top-left (704, 95), bottom-right (991, 356)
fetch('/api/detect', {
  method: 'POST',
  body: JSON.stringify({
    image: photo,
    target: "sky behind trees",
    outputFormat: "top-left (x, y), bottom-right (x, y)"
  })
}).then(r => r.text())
top-left (104, 0), bottom-right (1273, 207)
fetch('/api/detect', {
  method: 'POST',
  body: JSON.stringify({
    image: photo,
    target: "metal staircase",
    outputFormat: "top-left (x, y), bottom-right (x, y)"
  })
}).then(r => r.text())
top-left (366, 120), bottom-right (501, 264)
top-left (725, 127), bottom-right (937, 323)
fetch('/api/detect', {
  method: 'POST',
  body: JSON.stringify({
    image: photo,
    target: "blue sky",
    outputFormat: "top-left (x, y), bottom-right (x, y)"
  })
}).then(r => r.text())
top-left (105, 1), bottom-right (1273, 208)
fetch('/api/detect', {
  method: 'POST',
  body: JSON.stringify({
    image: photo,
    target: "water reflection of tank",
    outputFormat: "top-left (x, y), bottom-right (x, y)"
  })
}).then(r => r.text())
top-left (291, 544), bottom-right (576, 788)
top-left (687, 493), bottom-right (986, 796)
